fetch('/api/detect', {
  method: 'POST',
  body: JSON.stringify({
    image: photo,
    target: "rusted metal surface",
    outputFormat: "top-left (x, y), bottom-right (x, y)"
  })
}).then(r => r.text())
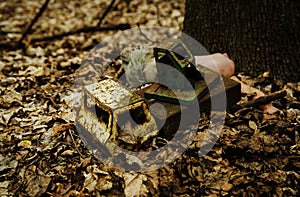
top-left (78, 79), bottom-right (158, 147)
top-left (84, 79), bottom-right (143, 110)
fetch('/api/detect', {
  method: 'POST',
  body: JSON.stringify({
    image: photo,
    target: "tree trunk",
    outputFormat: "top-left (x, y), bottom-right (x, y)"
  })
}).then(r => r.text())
top-left (183, 0), bottom-right (300, 82)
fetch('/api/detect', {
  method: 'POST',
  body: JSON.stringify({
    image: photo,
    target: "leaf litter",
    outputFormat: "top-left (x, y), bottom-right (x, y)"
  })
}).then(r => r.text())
top-left (0, 0), bottom-right (299, 196)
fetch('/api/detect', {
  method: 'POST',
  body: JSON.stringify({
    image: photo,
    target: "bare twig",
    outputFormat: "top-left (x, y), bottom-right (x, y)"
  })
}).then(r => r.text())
top-left (0, 42), bottom-right (22, 50)
top-left (32, 24), bottom-right (130, 42)
top-left (68, 129), bottom-right (84, 158)
top-left (0, 30), bottom-right (22, 35)
top-left (1, 0), bottom-right (128, 50)
top-left (18, 0), bottom-right (51, 44)
top-left (230, 90), bottom-right (287, 112)
top-left (97, 0), bottom-right (117, 26)
top-left (155, 2), bottom-right (163, 26)
top-left (0, 24), bottom-right (130, 50)
top-left (137, 23), bottom-right (156, 43)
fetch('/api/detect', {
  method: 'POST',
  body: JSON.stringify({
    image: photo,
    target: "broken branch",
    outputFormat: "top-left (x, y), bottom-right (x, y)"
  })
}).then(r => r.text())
top-left (230, 90), bottom-right (287, 112)
top-left (97, 0), bottom-right (117, 26)
top-left (18, 0), bottom-right (51, 44)
top-left (31, 24), bottom-right (130, 42)
top-left (0, 24), bottom-right (130, 50)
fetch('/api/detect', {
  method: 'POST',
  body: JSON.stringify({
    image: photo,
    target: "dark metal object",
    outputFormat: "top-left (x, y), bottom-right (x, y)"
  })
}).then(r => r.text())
top-left (77, 38), bottom-right (241, 148)
top-left (146, 38), bottom-right (205, 104)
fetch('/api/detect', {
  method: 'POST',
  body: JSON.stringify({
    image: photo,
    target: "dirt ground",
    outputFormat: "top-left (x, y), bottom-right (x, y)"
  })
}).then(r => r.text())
top-left (0, 0), bottom-right (299, 196)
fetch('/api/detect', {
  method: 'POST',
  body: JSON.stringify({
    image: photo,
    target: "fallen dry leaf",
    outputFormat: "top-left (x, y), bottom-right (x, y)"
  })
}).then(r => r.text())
top-left (18, 140), bottom-right (32, 149)
top-left (124, 173), bottom-right (148, 197)
top-left (231, 76), bottom-right (280, 114)
top-left (0, 0), bottom-right (299, 196)
top-left (25, 168), bottom-right (51, 197)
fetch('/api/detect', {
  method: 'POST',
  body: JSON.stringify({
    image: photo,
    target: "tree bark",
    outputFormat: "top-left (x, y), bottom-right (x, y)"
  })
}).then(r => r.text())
top-left (183, 0), bottom-right (300, 82)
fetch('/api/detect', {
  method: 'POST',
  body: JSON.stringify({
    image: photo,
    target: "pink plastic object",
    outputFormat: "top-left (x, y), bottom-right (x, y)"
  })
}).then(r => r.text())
top-left (195, 53), bottom-right (235, 77)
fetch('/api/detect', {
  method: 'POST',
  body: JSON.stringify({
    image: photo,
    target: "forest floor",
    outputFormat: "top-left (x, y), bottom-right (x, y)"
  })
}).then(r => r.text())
top-left (0, 0), bottom-right (299, 196)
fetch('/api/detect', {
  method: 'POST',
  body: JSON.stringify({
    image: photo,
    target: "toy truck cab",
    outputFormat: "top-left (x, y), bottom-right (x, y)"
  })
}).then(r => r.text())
top-left (77, 79), bottom-right (158, 147)
top-left (145, 38), bottom-right (204, 104)
top-left (153, 38), bottom-right (196, 88)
